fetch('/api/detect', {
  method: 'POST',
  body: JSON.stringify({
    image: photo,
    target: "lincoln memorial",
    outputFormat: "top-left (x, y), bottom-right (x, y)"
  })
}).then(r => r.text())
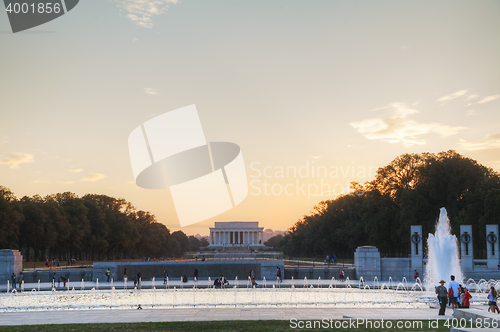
top-left (209, 222), bottom-right (265, 248)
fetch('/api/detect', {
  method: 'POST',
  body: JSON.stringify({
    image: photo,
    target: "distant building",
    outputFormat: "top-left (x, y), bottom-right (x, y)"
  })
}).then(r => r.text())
top-left (263, 229), bottom-right (286, 242)
top-left (209, 222), bottom-right (265, 248)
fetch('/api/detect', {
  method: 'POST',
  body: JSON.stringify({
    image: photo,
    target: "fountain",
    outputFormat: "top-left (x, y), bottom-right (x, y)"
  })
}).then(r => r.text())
top-left (1, 275), bottom-right (492, 311)
top-left (425, 207), bottom-right (464, 289)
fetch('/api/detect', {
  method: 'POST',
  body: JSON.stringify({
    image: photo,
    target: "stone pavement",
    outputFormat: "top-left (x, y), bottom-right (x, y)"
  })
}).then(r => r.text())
top-left (0, 307), bottom-right (454, 326)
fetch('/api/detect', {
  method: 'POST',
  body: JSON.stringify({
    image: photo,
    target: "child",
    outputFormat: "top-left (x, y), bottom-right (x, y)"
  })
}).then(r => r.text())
top-left (462, 287), bottom-right (471, 308)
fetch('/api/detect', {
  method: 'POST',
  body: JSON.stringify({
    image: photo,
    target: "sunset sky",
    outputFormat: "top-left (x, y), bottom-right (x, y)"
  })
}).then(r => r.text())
top-left (1, 0), bottom-right (500, 236)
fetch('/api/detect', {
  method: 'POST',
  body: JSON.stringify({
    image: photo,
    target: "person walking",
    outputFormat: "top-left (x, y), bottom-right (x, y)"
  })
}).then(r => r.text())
top-left (163, 271), bottom-right (168, 284)
top-left (414, 270), bottom-right (419, 281)
top-left (18, 271), bottom-right (23, 288)
top-left (488, 286), bottom-right (499, 314)
top-left (435, 280), bottom-right (448, 315)
top-left (106, 269), bottom-right (111, 282)
top-left (11, 273), bottom-right (16, 289)
top-left (194, 268), bottom-right (198, 281)
top-left (449, 275), bottom-right (460, 315)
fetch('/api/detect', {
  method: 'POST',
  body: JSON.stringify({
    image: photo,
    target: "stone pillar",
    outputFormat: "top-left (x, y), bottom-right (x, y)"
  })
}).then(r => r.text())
top-left (486, 225), bottom-right (499, 269)
top-left (410, 226), bottom-right (422, 275)
top-left (460, 225), bottom-right (473, 270)
top-left (354, 246), bottom-right (380, 280)
top-left (0, 250), bottom-right (23, 283)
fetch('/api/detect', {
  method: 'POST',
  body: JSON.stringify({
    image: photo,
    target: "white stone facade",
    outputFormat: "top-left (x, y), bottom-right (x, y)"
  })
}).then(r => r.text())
top-left (209, 222), bottom-right (264, 247)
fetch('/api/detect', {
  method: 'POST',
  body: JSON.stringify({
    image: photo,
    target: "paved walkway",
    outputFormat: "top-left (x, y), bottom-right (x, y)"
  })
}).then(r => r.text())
top-left (0, 307), bottom-right (456, 325)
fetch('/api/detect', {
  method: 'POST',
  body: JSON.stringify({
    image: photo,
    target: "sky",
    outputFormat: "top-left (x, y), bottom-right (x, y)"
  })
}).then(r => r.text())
top-left (1, 0), bottom-right (500, 236)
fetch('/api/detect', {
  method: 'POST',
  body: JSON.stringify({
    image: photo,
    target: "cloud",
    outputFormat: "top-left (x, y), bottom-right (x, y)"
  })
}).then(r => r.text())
top-left (0, 152), bottom-right (34, 169)
top-left (68, 168), bottom-right (84, 173)
top-left (144, 87), bottom-right (158, 95)
top-left (117, 0), bottom-right (178, 28)
top-left (436, 90), bottom-right (467, 104)
top-left (466, 109), bottom-right (477, 116)
top-left (32, 180), bottom-right (50, 183)
top-left (350, 103), bottom-right (466, 146)
top-left (460, 134), bottom-right (500, 151)
top-left (57, 181), bottom-right (75, 184)
top-left (465, 94), bottom-right (479, 101)
top-left (81, 173), bottom-right (107, 182)
top-left (132, 38), bottom-right (139, 42)
top-left (477, 95), bottom-right (500, 104)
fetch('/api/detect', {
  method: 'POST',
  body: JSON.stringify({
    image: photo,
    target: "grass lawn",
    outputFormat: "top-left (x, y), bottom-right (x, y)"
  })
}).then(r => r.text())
top-left (0, 320), bottom-right (454, 332)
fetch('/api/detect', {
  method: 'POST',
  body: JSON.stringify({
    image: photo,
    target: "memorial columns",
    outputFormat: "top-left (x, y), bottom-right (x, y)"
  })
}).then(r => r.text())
top-left (208, 222), bottom-right (265, 247)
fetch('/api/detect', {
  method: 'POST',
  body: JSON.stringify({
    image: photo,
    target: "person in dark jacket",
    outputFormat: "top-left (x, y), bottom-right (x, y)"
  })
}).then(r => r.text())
top-left (11, 273), bottom-right (16, 289)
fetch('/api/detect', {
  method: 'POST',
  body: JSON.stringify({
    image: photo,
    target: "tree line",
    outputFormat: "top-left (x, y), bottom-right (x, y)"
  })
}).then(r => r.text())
top-left (0, 190), bottom-right (207, 261)
top-left (282, 151), bottom-right (500, 259)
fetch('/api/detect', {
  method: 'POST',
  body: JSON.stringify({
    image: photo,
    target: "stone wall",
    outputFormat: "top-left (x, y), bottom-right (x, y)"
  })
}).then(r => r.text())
top-left (354, 246), bottom-right (415, 281)
top-left (284, 266), bottom-right (355, 280)
top-left (0, 249), bottom-right (22, 283)
top-left (93, 260), bottom-right (284, 282)
top-left (354, 246), bottom-right (381, 280)
top-left (19, 269), bottom-right (93, 283)
top-left (380, 258), bottom-right (412, 281)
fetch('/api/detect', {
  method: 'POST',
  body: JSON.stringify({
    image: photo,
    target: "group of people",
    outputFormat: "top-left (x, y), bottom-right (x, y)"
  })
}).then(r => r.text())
top-left (324, 255), bottom-right (337, 265)
top-left (435, 275), bottom-right (473, 315)
top-left (43, 258), bottom-right (77, 267)
top-left (139, 257), bottom-right (173, 262)
top-left (213, 275), bottom-right (229, 288)
top-left (10, 272), bottom-right (23, 288)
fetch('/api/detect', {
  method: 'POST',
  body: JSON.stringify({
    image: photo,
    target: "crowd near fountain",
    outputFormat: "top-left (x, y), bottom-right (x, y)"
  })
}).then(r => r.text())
top-left (1, 208), bottom-right (499, 312)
